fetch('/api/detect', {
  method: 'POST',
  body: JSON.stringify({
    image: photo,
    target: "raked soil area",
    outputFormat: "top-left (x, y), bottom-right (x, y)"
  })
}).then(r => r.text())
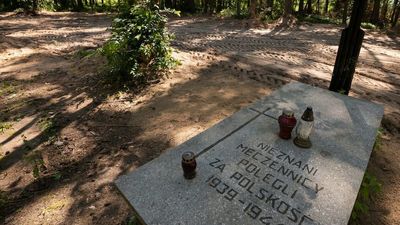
top-left (0, 12), bottom-right (399, 225)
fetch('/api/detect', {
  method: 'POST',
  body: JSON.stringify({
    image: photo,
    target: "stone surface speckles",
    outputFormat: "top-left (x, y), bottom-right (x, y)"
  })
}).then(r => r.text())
top-left (115, 82), bottom-right (384, 225)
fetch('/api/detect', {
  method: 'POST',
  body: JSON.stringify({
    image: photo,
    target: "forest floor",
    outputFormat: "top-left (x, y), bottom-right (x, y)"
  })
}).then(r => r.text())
top-left (0, 12), bottom-right (399, 225)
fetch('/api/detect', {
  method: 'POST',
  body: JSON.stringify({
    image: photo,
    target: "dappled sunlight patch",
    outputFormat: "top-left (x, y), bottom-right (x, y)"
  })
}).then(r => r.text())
top-left (170, 125), bottom-right (204, 146)
top-left (63, 93), bottom-right (94, 113)
top-left (8, 186), bottom-right (74, 225)
top-left (0, 115), bottom-right (42, 155)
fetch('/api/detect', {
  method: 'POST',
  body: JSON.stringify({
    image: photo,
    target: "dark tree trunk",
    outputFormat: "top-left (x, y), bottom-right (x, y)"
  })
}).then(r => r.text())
top-left (306, 0), bottom-right (312, 14)
top-left (370, 0), bottom-right (381, 24)
top-left (77, 0), bottom-right (84, 9)
top-left (330, 0), bottom-right (368, 95)
top-left (59, 0), bottom-right (68, 8)
top-left (317, 0), bottom-right (320, 14)
top-left (203, 0), bottom-right (209, 12)
top-left (209, 0), bottom-right (216, 13)
top-left (390, 0), bottom-right (399, 23)
top-left (324, 0), bottom-right (329, 14)
top-left (381, 0), bottom-right (388, 21)
top-left (266, 0), bottom-right (273, 8)
top-left (165, 0), bottom-right (172, 7)
top-left (216, 0), bottom-right (223, 12)
top-left (183, 0), bottom-right (196, 12)
top-left (342, 0), bottom-right (348, 25)
top-left (249, 0), bottom-right (257, 18)
top-left (266, 0), bottom-right (274, 14)
top-left (236, 0), bottom-right (241, 16)
top-left (392, 6), bottom-right (400, 27)
top-left (284, 0), bottom-right (293, 15)
top-left (32, 0), bottom-right (38, 12)
top-left (299, 0), bottom-right (304, 14)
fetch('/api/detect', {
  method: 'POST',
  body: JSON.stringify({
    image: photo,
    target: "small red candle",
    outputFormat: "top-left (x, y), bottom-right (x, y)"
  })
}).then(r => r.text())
top-left (278, 110), bottom-right (297, 139)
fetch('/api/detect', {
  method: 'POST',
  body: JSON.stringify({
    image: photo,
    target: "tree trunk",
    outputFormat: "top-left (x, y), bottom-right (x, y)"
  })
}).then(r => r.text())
top-left (203, 0), bottom-right (209, 12)
top-left (342, 0), bottom-right (348, 25)
top-left (299, 0), bottom-right (304, 14)
top-left (266, 0), bottom-right (273, 8)
top-left (370, 0), bottom-right (381, 24)
top-left (390, 0), bottom-right (399, 23)
top-left (317, 0), bottom-right (320, 14)
top-left (236, 0), bottom-right (241, 16)
top-left (392, 6), bottom-right (400, 27)
top-left (77, 0), bottom-right (84, 9)
top-left (330, 0), bottom-right (368, 95)
top-left (184, 0), bottom-right (196, 12)
top-left (284, 0), bottom-right (293, 16)
top-left (306, 0), bottom-right (312, 14)
top-left (249, 0), bottom-right (257, 18)
top-left (165, 0), bottom-right (172, 7)
top-left (216, 0), bottom-right (223, 12)
top-left (380, 0), bottom-right (388, 21)
top-left (324, 0), bottom-right (329, 14)
top-left (32, 0), bottom-right (38, 12)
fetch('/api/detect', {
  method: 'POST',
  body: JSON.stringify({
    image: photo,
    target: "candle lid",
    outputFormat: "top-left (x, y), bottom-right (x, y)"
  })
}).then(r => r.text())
top-left (283, 110), bottom-right (294, 117)
top-left (301, 107), bottom-right (314, 121)
top-left (182, 151), bottom-right (195, 162)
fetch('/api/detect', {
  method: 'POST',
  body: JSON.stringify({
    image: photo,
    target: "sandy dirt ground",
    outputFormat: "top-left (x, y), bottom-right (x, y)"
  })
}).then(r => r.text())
top-left (0, 12), bottom-right (399, 225)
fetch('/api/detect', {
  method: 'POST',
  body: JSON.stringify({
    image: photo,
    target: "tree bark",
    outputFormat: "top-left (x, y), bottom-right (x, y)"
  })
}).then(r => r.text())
top-left (249, 0), bottom-right (257, 18)
top-left (392, 6), bottom-right (400, 27)
top-left (381, 0), bottom-right (388, 21)
top-left (32, 0), bottom-right (38, 12)
top-left (306, 0), bottom-right (312, 14)
top-left (77, 0), bottom-right (84, 10)
top-left (216, 0), bottom-right (223, 12)
top-left (236, 0), bottom-right (241, 17)
top-left (284, 0), bottom-right (293, 16)
top-left (324, 0), bottom-right (329, 14)
top-left (370, 0), bottom-right (381, 24)
top-left (390, 0), bottom-right (399, 22)
top-left (165, 0), bottom-right (172, 8)
top-left (183, 0), bottom-right (196, 12)
top-left (342, 0), bottom-right (348, 25)
top-left (330, 0), bottom-right (368, 95)
top-left (324, 0), bottom-right (329, 15)
top-left (203, 0), bottom-right (209, 13)
top-left (299, 0), bottom-right (304, 14)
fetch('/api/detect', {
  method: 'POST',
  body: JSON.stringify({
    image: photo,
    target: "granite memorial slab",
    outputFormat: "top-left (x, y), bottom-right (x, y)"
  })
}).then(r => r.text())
top-left (115, 82), bottom-right (384, 225)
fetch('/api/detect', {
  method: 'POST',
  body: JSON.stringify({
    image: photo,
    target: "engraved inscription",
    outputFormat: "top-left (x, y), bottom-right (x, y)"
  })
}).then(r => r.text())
top-left (205, 142), bottom-right (321, 225)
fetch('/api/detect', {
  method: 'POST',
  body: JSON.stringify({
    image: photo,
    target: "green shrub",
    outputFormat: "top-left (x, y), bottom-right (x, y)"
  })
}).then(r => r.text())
top-left (100, 4), bottom-right (179, 85)
top-left (350, 172), bottom-right (381, 223)
top-left (39, 0), bottom-right (56, 11)
top-left (361, 22), bottom-right (377, 30)
top-left (0, 122), bottom-right (13, 134)
top-left (298, 14), bottom-right (340, 25)
top-left (219, 8), bottom-right (235, 18)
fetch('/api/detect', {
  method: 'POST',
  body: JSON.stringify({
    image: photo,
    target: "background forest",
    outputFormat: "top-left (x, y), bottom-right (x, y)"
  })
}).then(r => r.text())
top-left (1, 0), bottom-right (399, 29)
top-left (1, 0), bottom-right (400, 222)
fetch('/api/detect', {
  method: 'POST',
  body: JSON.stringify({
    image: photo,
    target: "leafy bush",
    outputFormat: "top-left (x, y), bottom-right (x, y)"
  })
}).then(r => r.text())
top-left (361, 22), bottom-right (377, 30)
top-left (350, 172), bottom-right (382, 223)
top-left (260, 8), bottom-right (282, 22)
top-left (100, 4), bottom-right (179, 85)
top-left (0, 122), bottom-right (13, 134)
top-left (298, 15), bottom-right (340, 25)
top-left (219, 8), bottom-right (235, 18)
